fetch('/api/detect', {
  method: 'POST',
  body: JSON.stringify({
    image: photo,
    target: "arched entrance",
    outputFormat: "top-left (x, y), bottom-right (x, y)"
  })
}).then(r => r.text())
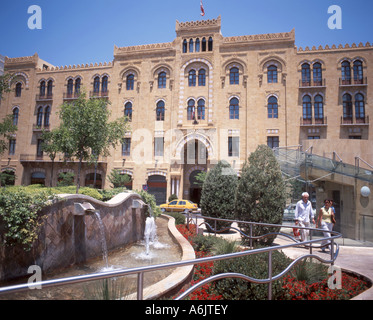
top-left (182, 139), bottom-right (209, 205)
top-left (85, 172), bottom-right (102, 188)
top-left (148, 174), bottom-right (167, 205)
top-left (31, 171), bottom-right (45, 185)
top-left (189, 169), bottom-right (206, 205)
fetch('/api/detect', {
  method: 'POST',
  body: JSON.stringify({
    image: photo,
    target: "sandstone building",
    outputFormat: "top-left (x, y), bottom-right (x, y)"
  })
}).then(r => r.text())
top-left (1, 17), bottom-right (372, 241)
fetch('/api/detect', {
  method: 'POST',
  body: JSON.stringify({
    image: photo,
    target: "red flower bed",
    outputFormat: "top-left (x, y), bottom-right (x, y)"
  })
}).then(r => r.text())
top-left (174, 224), bottom-right (222, 300)
top-left (281, 272), bottom-right (370, 300)
top-left (174, 224), bottom-right (370, 300)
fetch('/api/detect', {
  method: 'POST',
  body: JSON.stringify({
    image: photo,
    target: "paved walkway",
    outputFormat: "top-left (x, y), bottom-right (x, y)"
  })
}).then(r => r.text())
top-left (196, 220), bottom-right (373, 300)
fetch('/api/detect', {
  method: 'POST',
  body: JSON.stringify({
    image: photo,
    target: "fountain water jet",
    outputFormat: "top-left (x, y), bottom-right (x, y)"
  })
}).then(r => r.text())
top-left (94, 211), bottom-right (109, 270)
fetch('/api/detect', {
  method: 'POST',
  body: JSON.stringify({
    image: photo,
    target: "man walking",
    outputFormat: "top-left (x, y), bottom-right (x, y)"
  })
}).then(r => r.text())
top-left (294, 192), bottom-right (315, 242)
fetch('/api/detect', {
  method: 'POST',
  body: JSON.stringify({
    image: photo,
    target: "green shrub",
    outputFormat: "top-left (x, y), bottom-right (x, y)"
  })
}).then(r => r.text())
top-left (213, 245), bottom-right (292, 300)
top-left (235, 145), bottom-right (286, 245)
top-left (0, 190), bottom-right (54, 251)
top-left (165, 211), bottom-right (185, 225)
top-left (200, 160), bottom-right (238, 233)
top-left (168, 194), bottom-right (178, 202)
top-left (192, 234), bottom-right (225, 253)
top-left (136, 189), bottom-right (161, 217)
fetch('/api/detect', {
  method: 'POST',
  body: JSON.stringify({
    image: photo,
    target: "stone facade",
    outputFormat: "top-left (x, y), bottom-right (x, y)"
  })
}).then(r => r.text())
top-left (1, 16), bottom-right (372, 207)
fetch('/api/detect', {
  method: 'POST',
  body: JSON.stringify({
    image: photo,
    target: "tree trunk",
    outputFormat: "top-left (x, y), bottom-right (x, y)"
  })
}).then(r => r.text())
top-left (76, 156), bottom-right (82, 194)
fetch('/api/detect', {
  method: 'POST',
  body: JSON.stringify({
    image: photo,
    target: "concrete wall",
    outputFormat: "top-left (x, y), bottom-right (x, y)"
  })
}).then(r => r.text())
top-left (0, 192), bottom-right (146, 282)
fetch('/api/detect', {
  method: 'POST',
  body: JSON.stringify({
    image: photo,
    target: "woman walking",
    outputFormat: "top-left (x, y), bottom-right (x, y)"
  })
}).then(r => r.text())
top-left (316, 199), bottom-right (336, 252)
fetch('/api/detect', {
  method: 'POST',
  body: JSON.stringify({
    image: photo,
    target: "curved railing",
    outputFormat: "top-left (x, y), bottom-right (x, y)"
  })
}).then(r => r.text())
top-left (0, 215), bottom-right (341, 300)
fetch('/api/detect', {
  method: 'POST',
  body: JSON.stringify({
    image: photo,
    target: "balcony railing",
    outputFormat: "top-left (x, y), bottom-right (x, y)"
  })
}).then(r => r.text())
top-left (299, 79), bottom-right (326, 88)
top-left (339, 77), bottom-right (368, 86)
top-left (33, 124), bottom-right (50, 131)
top-left (300, 116), bottom-right (328, 126)
top-left (89, 90), bottom-right (109, 98)
top-left (36, 94), bottom-right (53, 101)
top-left (20, 154), bottom-right (108, 163)
top-left (340, 116), bottom-right (369, 125)
top-left (63, 92), bottom-right (80, 100)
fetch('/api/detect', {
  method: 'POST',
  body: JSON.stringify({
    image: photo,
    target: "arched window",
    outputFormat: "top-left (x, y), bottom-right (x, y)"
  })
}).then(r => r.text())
top-left (47, 80), bottom-right (53, 96)
top-left (230, 67), bottom-right (239, 85)
top-left (195, 38), bottom-right (200, 52)
top-left (75, 78), bottom-right (81, 93)
top-left (353, 60), bottom-right (363, 84)
top-left (12, 108), bottom-right (19, 126)
top-left (268, 96), bottom-right (278, 119)
top-left (189, 39), bottom-right (194, 53)
top-left (187, 99), bottom-right (195, 120)
top-left (156, 100), bottom-right (165, 121)
top-left (183, 39), bottom-right (188, 53)
top-left (208, 37), bottom-right (213, 51)
top-left (202, 37), bottom-right (207, 52)
top-left (101, 76), bottom-right (108, 93)
top-left (301, 63), bottom-right (311, 86)
top-left (124, 102), bottom-right (133, 121)
top-left (188, 70), bottom-right (196, 87)
top-left (341, 61), bottom-right (351, 84)
top-left (229, 98), bottom-right (239, 119)
top-left (197, 99), bottom-right (205, 120)
top-left (302, 95), bottom-right (312, 121)
top-left (37, 106), bottom-right (43, 127)
top-left (355, 93), bottom-right (365, 121)
top-left (44, 106), bottom-right (50, 127)
top-left (343, 94), bottom-right (353, 121)
top-left (15, 83), bottom-right (22, 97)
top-left (267, 65), bottom-right (278, 83)
top-left (198, 69), bottom-right (206, 86)
top-left (126, 74), bottom-right (134, 90)
top-left (314, 95), bottom-right (324, 121)
top-left (313, 63), bottom-right (322, 86)
top-left (40, 81), bottom-right (46, 96)
top-left (158, 72), bottom-right (167, 89)
top-left (93, 76), bottom-right (100, 93)
top-left (67, 79), bottom-right (74, 95)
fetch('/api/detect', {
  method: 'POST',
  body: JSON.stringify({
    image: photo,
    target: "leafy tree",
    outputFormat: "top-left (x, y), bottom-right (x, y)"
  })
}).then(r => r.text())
top-left (0, 114), bottom-right (17, 156)
top-left (200, 160), bottom-right (238, 232)
top-left (56, 91), bottom-right (129, 193)
top-left (41, 128), bottom-right (64, 187)
top-left (0, 73), bottom-right (13, 99)
top-left (107, 169), bottom-right (131, 188)
top-left (235, 145), bottom-right (286, 245)
top-left (57, 172), bottom-right (75, 187)
top-left (0, 114), bottom-right (17, 187)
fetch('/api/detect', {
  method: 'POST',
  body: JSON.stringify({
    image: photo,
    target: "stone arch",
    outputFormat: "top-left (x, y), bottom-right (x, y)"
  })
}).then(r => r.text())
top-left (174, 132), bottom-right (214, 160)
top-left (178, 58), bottom-right (214, 125)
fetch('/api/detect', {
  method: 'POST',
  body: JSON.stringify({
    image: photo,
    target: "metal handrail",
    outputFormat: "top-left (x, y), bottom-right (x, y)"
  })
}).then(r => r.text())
top-left (0, 215), bottom-right (341, 300)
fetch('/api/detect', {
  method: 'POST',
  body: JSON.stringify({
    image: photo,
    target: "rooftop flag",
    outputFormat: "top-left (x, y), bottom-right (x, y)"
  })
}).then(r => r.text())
top-left (200, 0), bottom-right (205, 16)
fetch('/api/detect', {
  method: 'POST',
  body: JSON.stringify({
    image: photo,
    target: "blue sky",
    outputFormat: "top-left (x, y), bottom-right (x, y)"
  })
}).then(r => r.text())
top-left (1, 0), bottom-right (372, 66)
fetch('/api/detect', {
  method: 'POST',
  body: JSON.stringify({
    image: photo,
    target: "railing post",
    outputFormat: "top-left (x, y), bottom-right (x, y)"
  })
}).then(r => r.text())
top-left (309, 228), bottom-right (313, 255)
top-left (330, 239), bottom-right (335, 266)
top-left (249, 224), bottom-right (253, 249)
top-left (137, 272), bottom-right (144, 300)
top-left (214, 220), bottom-right (217, 237)
top-left (187, 211), bottom-right (189, 231)
top-left (268, 250), bottom-right (272, 300)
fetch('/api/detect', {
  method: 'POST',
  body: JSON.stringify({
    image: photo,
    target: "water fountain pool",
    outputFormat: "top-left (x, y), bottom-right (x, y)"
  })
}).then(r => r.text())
top-left (0, 216), bottom-right (181, 300)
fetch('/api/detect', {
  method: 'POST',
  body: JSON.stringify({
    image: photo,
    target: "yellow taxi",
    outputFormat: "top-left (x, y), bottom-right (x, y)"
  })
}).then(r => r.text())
top-left (159, 199), bottom-right (198, 213)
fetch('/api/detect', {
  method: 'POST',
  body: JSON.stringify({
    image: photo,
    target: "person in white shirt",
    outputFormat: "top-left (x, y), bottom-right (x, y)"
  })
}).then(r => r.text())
top-left (294, 192), bottom-right (315, 242)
